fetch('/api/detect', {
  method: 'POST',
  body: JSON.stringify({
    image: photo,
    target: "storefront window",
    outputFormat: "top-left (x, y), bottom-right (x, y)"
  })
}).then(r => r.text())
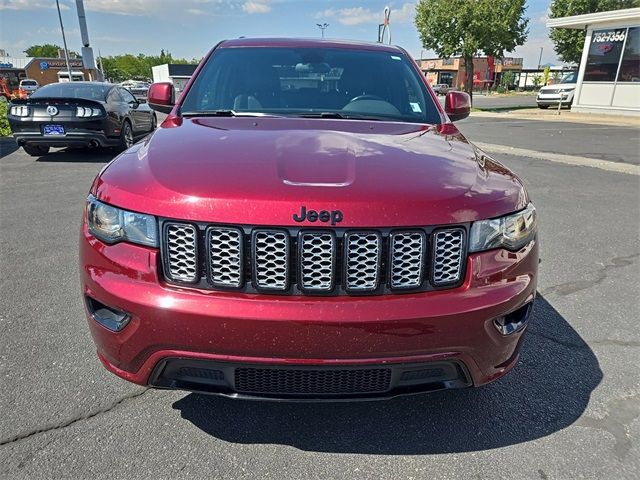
top-left (617, 26), bottom-right (640, 82)
top-left (583, 28), bottom-right (627, 81)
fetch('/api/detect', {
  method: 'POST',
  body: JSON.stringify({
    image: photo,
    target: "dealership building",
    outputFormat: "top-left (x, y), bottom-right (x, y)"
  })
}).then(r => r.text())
top-left (547, 7), bottom-right (640, 115)
top-left (0, 55), bottom-right (97, 89)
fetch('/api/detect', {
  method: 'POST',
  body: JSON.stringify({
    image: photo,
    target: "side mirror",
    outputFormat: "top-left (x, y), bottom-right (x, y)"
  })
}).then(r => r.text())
top-left (444, 91), bottom-right (471, 122)
top-left (148, 82), bottom-right (175, 114)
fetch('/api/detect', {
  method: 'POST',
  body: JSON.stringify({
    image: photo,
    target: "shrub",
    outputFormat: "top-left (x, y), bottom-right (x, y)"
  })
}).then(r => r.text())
top-left (0, 101), bottom-right (12, 137)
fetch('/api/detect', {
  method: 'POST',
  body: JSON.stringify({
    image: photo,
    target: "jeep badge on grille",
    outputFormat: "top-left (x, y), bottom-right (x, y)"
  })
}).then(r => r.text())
top-left (293, 206), bottom-right (343, 225)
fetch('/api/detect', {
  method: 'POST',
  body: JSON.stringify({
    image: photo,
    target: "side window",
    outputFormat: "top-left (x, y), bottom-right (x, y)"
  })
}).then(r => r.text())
top-left (108, 88), bottom-right (123, 103)
top-left (119, 88), bottom-right (137, 103)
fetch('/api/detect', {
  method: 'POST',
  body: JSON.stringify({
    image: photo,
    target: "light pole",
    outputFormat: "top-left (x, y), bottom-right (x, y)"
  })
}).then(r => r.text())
top-left (537, 47), bottom-right (544, 70)
top-left (316, 23), bottom-right (329, 38)
top-left (55, 0), bottom-right (73, 81)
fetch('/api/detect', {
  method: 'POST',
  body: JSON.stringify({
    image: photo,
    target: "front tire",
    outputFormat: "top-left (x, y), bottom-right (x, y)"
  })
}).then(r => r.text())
top-left (119, 120), bottom-right (134, 150)
top-left (150, 114), bottom-right (157, 132)
top-left (537, 104), bottom-right (549, 109)
top-left (23, 144), bottom-right (50, 157)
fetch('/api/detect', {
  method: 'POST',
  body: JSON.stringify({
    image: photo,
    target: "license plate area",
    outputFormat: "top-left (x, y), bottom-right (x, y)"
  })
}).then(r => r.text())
top-left (43, 125), bottom-right (65, 136)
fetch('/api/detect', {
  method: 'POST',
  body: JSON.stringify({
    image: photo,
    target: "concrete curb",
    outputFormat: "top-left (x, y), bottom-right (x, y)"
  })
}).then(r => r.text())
top-left (477, 142), bottom-right (640, 176)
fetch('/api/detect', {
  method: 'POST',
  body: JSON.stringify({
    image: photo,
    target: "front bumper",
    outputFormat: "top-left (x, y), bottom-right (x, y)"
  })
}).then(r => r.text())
top-left (80, 223), bottom-right (538, 400)
top-left (536, 91), bottom-right (575, 106)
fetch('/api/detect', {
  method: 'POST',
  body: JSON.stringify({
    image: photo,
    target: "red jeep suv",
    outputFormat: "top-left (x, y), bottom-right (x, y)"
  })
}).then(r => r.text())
top-left (80, 39), bottom-right (538, 400)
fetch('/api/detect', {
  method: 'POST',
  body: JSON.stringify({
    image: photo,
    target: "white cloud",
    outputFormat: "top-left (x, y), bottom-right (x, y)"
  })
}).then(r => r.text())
top-left (315, 3), bottom-right (415, 26)
top-left (187, 8), bottom-right (209, 15)
top-left (0, 0), bottom-right (68, 10)
top-left (83, 0), bottom-right (157, 16)
top-left (242, 1), bottom-right (270, 14)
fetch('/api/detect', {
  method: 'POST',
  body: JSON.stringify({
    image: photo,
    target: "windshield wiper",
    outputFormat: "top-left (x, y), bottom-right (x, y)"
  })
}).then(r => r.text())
top-left (181, 110), bottom-right (281, 118)
top-left (295, 112), bottom-right (382, 121)
top-left (296, 112), bottom-right (345, 119)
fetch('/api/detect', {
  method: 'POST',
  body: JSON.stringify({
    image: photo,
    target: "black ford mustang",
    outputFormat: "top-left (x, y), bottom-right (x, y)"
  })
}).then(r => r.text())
top-left (7, 82), bottom-right (156, 156)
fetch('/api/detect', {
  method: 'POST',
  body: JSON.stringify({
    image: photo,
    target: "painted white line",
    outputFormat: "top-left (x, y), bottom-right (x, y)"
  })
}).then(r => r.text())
top-left (475, 142), bottom-right (640, 176)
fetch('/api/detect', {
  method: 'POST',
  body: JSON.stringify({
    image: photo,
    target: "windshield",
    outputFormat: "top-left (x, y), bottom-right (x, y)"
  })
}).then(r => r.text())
top-left (21, 80), bottom-right (37, 86)
top-left (31, 83), bottom-right (110, 101)
top-left (181, 47), bottom-right (441, 124)
top-left (560, 72), bottom-right (577, 84)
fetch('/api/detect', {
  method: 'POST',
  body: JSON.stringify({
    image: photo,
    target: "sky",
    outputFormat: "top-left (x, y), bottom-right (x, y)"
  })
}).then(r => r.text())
top-left (0, 0), bottom-right (559, 68)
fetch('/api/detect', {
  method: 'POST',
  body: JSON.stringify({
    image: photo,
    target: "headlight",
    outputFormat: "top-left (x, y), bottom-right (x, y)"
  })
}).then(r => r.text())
top-left (10, 105), bottom-right (29, 117)
top-left (469, 203), bottom-right (536, 252)
top-left (86, 195), bottom-right (158, 247)
top-left (76, 106), bottom-right (102, 117)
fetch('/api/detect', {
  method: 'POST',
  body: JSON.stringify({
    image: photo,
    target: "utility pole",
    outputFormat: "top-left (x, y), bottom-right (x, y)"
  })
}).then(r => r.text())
top-left (55, 0), bottom-right (73, 82)
top-left (316, 23), bottom-right (329, 38)
top-left (76, 0), bottom-right (102, 81)
top-left (537, 47), bottom-right (544, 69)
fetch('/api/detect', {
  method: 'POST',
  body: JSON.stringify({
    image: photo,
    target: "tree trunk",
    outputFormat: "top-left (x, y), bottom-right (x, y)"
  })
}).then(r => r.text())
top-left (463, 55), bottom-right (474, 104)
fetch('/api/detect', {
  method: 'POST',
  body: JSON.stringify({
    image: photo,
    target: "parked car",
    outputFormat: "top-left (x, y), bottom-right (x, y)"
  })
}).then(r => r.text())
top-left (536, 72), bottom-right (577, 109)
top-left (18, 78), bottom-right (39, 95)
top-left (7, 81), bottom-right (156, 157)
top-left (80, 38), bottom-right (538, 401)
top-left (120, 80), bottom-right (150, 100)
top-left (432, 83), bottom-right (452, 95)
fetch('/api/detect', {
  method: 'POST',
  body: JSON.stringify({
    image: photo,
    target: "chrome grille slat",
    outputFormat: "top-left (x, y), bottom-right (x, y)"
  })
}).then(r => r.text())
top-left (165, 223), bottom-right (198, 282)
top-left (345, 232), bottom-right (381, 291)
top-left (299, 232), bottom-right (335, 291)
top-left (208, 227), bottom-right (243, 287)
top-left (390, 231), bottom-right (425, 289)
top-left (433, 229), bottom-right (465, 285)
top-left (253, 230), bottom-right (289, 290)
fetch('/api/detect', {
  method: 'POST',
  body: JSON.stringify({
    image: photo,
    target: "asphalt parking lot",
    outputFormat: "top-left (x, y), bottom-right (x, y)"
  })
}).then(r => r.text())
top-left (0, 114), bottom-right (639, 479)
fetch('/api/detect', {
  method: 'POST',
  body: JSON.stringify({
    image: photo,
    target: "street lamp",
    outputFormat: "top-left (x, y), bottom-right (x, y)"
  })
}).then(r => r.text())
top-left (55, 0), bottom-right (73, 82)
top-left (316, 23), bottom-right (329, 38)
top-left (537, 47), bottom-right (544, 70)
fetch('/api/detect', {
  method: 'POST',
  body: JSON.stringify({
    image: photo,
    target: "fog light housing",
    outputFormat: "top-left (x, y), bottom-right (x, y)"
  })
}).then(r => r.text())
top-left (494, 302), bottom-right (534, 335)
top-left (86, 297), bottom-right (131, 332)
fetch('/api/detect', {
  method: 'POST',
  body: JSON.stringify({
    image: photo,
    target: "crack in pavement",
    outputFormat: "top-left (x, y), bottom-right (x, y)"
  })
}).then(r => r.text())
top-left (527, 330), bottom-right (640, 350)
top-left (539, 253), bottom-right (639, 297)
top-left (574, 394), bottom-right (640, 461)
top-left (0, 388), bottom-right (149, 448)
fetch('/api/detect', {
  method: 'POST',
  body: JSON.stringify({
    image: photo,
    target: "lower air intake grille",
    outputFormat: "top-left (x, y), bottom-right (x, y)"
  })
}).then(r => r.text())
top-left (234, 367), bottom-right (393, 395)
top-left (433, 228), bottom-right (465, 285)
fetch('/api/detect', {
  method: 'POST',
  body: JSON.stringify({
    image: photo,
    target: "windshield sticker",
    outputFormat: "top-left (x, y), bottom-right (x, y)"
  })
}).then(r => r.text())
top-left (391, 55), bottom-right (402, 61)
top-left (410, 102), bottom-right (422, 113)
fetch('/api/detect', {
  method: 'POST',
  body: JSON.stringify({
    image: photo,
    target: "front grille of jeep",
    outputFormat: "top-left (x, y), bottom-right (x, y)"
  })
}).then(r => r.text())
top-left (161, 222), bottom-right (467, 295)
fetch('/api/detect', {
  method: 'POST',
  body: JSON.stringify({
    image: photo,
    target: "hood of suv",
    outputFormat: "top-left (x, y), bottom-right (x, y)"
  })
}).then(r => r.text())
top-left (94, 117), bottom-right (528, 226)
top-left (539, 83), bottom-right (576, 93)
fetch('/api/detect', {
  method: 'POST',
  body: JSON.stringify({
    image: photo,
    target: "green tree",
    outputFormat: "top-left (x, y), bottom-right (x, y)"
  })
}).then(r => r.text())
top-left (99, 51), bottom-right (198, 82)
top-left (549, 0), bottom-right (639, 65)
top-left (501, 70), bottom-right (517, 89)
top-left (542, 66), bottom-right (551, 86)
top-left (24, 44), bottom-right (80, 58)
top-left (415, 0), bottom-right (528, 102)
top-left (24, 44), bottom-right (62, 57)
top-left (531, 74), bottom-right (543, 89)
